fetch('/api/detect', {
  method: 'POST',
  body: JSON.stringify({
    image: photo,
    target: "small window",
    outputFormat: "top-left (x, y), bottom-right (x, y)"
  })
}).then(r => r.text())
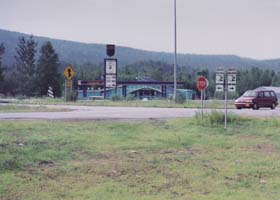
top-left (270, 92), bottom-right (276, 97)
top-left (258, 92), bottom-right (264, 98)
top-left (264, 91), bottom-right (271, 97)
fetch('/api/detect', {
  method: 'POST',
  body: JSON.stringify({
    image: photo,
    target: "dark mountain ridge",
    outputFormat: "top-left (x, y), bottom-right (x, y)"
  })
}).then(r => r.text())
top-left (0, 28), bottom-right (279, 71)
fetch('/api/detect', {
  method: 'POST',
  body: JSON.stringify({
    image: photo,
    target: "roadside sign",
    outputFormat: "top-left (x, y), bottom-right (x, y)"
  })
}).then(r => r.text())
top-left (216, 85), bottom-right (224, 92)
top-left (106, 44), bottom-right (115, 57)
top-left (64, 65), bottom-right (75, 80)
top-left (227, 74), bottom-right (237, 85)
top-left (105, 74), bottom-right (117, 88)
top-left (215, 68), bottom-right (237, 129)
top-left (104, 58), bottom-right (117, 89)
top-left (216, 73), bottom-right (224, 84)
top-left (197, 76), bottom-right (208, 91)
top-left (228, 85), bottom-right (236, 92)
top-left (105, 59), bottom-right (117, 74)
top-left (66, 80), bottom-right (72, 88)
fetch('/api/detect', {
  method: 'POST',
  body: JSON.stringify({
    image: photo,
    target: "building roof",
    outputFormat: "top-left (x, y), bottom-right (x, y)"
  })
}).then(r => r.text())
top-left (118, 81), bottom-right (184, 85)
top-left (128, 86), bottom-right (162, 94)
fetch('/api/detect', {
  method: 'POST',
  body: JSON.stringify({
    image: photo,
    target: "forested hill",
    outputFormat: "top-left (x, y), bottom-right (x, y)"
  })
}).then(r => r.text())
top-left (0, 28), bottom-right (279, 71)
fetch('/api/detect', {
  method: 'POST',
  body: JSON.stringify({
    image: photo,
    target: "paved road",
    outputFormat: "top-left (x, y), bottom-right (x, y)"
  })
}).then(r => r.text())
top-left (0, 104), bottom-right (279, 120)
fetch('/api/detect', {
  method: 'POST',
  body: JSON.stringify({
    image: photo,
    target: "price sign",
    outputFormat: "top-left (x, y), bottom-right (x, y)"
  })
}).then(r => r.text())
top-left (105, 74), bottom-right (117, 88)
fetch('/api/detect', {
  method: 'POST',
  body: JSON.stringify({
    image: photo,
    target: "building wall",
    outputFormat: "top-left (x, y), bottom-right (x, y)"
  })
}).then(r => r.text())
top-left (77, 84), bottom-right (195, 100)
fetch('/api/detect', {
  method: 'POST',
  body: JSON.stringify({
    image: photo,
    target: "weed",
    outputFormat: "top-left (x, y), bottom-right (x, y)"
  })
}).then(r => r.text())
top-left (194, 110), bottom-right (248, 127)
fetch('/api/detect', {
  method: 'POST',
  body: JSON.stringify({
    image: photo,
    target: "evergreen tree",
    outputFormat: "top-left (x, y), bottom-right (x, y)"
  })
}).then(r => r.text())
top-left (260, 69), bottom-right (274, 86)
top-left (14, 36), bottom-right (37, 96)
top-left (76, 62), bottom-right (102, 80)
top-left (0, 43), bottom-right (5, 93)
top-left (37, 41), bottom-right (61, 97)
top-left (272, 72), bottom-right (280, 86)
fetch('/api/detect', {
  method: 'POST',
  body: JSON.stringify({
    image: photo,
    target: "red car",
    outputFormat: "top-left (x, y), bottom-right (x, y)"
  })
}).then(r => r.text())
top-left (234, 90), bottom-right (278, 110)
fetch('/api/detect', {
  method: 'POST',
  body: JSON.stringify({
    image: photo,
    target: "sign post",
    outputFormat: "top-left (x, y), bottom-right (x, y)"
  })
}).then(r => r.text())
top-left (104, 44), bottom-right (117, 99)
top-left (215, 68), bottom-right (237, 129)
top-left (197, 76), bottom-right (208, 123)
top-left (104, 58), bottom-right (117, 99)
top-left (63, 65), bottom-right (75, 101)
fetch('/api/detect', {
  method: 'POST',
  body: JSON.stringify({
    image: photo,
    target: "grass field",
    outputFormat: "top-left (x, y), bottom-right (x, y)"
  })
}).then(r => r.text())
top-left (1, 115), bottom-right (280, 199)
top-left (15, 98), bottom-right (236, 109)
top-left (0, 105), bottom-right (69, 113)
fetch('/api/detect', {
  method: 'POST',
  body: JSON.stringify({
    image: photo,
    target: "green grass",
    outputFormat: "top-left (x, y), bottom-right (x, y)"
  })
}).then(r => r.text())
top-left (1, 116), bottom-right (280, 199)
top-left (15, 98), bottom-right (236, 109)
top-left (0, 104), bottom-right (69, 113)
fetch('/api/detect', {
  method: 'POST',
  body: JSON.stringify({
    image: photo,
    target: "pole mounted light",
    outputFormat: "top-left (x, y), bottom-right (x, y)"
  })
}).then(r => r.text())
top-left (173, 0), bottom-right (177, 101)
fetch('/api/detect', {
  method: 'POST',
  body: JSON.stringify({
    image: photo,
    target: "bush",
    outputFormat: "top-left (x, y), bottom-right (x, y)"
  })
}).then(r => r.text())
top-left (126, 95), bottom-right (136, 101)
top-left (214, 91), bottom-right (239, 100)
top-left (194, 110), bottom-right (243, 126)
top-left (207, 110), bottom-right (225, 124)
top-left (16, 95), bottom-right (28, 100)
top-left (175, 92), bottom-right (186, 104)
top-left (111, 95), bottom-right (123, 101)
top-left (66, 90), bottom-right (77, 101)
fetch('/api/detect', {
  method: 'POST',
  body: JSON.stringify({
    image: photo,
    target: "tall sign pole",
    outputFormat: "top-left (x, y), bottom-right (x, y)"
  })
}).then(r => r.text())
top-left (173, 0), bottom-right (177, 101)
top-left (215, 68), bottom-right (237, 129)
top-left (224, 70), bottom-right (228, 129)
top-left (63, 65), bottom-right (75, 101)
top-left (104, 44), bottom-right (117, 100)
top-left (197, 76), bottom-right (208, 123)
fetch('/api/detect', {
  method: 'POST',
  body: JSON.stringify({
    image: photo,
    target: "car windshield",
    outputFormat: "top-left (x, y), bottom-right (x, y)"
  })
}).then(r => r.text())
top-left (243, 90), bottom-right (257, 97)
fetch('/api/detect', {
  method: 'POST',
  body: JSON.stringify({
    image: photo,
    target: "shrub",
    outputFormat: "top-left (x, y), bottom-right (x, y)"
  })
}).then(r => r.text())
top-left (175, 93), bottom-right (186, 104)
top-left (111, 95), bottom-right (123, 101)
top-left (194, 110), bottom-right (243, 126)
top-left (126, 95), bottom-right (136, 101)
top-left (66, 90), bottom-right (77, 101)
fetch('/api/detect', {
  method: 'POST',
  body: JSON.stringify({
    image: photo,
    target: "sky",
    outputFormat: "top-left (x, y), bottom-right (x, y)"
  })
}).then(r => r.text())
top-left (0, 0), bottom-right (280, 60)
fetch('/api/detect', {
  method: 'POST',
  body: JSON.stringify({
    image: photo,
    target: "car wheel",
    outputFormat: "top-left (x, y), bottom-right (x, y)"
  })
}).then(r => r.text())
top-left (271, 103), bottom-right (276, 110)
top-left (253, 103), bottom-right (259, 110)
top-left (237, 107), bottom-right (242, 110)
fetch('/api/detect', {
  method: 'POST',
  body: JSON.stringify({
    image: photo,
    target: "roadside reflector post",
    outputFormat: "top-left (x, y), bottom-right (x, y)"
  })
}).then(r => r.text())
top-left (47, 86), bottom-right (54, 98)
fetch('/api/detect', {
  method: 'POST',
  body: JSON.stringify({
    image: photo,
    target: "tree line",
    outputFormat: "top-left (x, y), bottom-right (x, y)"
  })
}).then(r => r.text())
top-left (117, 61), bottom-right (280, 98)
top-left (0, 37), bottom-right (280, 99)
top-left (0, 36), bottom-right (61, 97)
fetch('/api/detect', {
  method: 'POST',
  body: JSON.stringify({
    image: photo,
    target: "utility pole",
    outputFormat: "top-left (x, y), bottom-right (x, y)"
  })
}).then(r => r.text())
top-left (173, 0), bottom-right (177, 101)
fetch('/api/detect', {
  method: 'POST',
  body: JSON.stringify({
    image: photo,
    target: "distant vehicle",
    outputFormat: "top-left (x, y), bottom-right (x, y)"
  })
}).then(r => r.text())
top-left (234, 90), bottom-right (278, 110)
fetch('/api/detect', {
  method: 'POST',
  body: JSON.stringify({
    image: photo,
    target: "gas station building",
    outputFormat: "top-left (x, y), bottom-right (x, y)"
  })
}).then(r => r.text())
top-left (77, 80), bottom-right (195, 100)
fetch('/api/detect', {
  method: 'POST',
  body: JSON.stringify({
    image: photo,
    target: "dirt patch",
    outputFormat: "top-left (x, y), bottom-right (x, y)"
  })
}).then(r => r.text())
top-left (38, 160), bottom-right (56, 168)
top-left (238, 135), bottom-right (280, 156)
top-left (251, 143), bottom-right (279, 155)
top-left (238, 134), bottom-right (260, 140)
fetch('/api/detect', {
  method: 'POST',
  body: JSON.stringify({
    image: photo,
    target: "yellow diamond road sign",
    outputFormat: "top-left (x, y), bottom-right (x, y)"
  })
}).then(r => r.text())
top-left (64, 65), bottom-right (75, 80)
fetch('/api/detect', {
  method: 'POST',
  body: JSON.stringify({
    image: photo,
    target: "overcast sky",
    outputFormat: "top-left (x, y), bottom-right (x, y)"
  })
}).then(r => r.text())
top-left (0, 0), bottom-right (280, 60)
